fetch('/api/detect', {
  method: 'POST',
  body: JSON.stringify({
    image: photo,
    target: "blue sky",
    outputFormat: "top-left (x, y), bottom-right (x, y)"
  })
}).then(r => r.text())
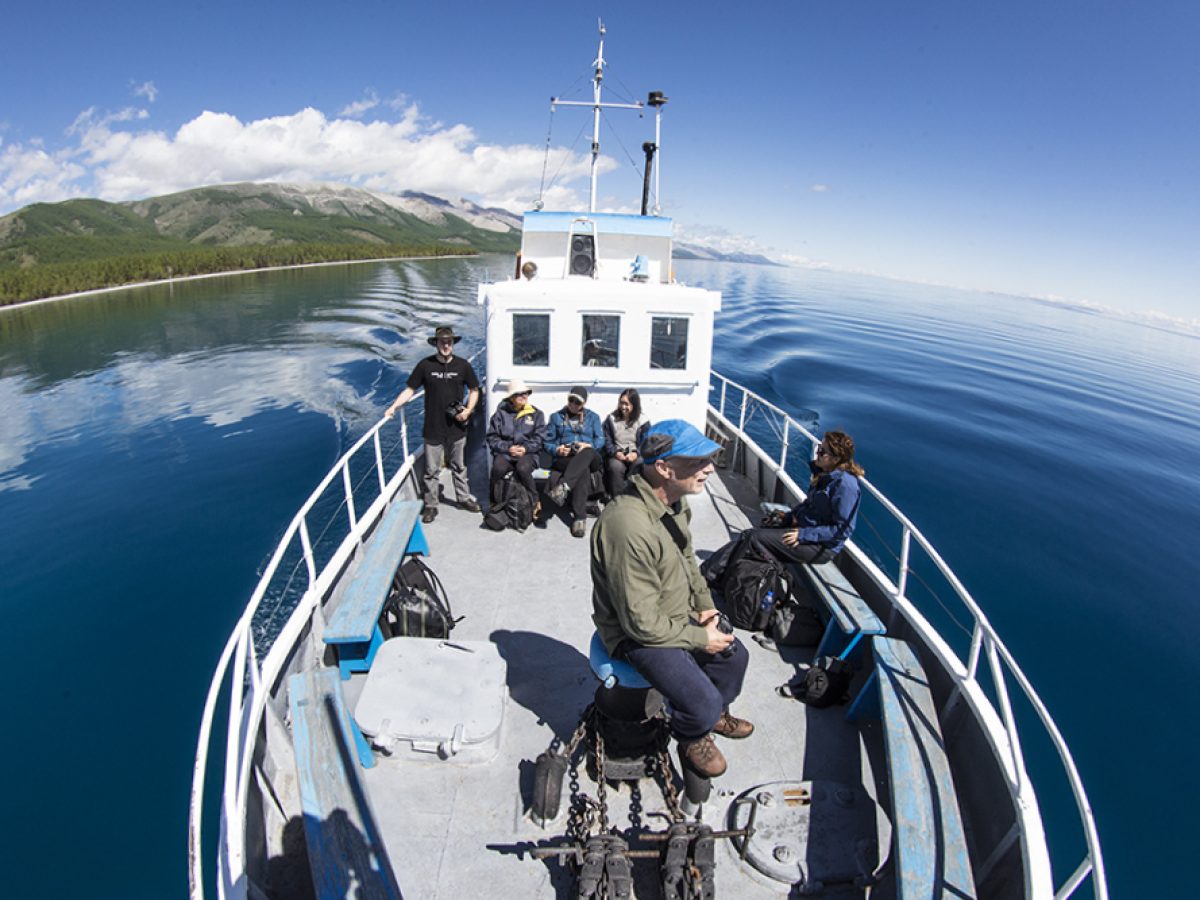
top-left (2, 1), bottom-right (1197, 320)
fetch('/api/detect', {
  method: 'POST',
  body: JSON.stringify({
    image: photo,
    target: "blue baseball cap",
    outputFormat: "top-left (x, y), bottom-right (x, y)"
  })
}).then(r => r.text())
top-left (640, 419), bottom-right (721, 463)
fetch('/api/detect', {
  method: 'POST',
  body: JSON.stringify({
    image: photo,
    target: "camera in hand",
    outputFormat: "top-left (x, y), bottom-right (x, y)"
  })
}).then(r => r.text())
top-left (716, 612), bottom-right (734, 635)
top-left (446, 400), bottom-right (467, 422)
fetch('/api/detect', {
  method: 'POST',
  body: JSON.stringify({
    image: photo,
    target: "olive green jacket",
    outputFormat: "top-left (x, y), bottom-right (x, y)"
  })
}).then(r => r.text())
top-left (591, 474), bottom-right (715, 653)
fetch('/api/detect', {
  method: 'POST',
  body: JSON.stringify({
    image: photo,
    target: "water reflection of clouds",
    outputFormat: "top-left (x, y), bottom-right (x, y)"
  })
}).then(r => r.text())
top-left (0, 342), bottom-right (391, 493)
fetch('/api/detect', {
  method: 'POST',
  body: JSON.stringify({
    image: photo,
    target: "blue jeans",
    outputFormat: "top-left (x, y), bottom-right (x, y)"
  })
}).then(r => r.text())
top-left (619, 639), bottom-right (749, 741)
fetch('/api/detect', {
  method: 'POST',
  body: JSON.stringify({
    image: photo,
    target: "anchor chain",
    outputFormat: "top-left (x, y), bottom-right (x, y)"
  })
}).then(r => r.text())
top-left (660, 822), bottom-right (717, 900)
top-left (655, 730), bottom-right (686, 823)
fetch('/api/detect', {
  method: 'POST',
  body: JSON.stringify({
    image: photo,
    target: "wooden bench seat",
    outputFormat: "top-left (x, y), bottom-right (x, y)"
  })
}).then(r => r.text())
top-left (848, 637), bottom-right (976, 899)
top-left (797, 560), bottom-right (885, 661)
top-left (324, 499), bottom-right (428, 679)
top-left (288, 668), bottom-right (400, 898)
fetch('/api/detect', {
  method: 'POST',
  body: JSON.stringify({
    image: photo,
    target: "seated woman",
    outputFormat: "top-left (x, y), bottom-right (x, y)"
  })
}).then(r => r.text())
top-left (708, 431), bottom-right (864, 581)
top-left (602, 387), bottom-right (650, 498)
top-left (485, 379), bottom-right (545, 508)
top-left (543, 386), bottom-right (607, 538)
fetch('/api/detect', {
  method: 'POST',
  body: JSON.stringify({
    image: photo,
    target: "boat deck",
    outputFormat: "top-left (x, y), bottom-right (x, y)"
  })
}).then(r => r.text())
top-left (335, 456), bottom-right (880, 898)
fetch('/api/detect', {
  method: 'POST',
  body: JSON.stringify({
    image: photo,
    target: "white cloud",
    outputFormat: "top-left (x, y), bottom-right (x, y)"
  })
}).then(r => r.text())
top-left (0, 101), bottom-right (601, 215)
top-left (810, 184), bottom-right (829, 192)
top-left (133, 81), bottom-right (158, 103)
top-left (339, 90), bottom-right (380, 119)
top-left (0, 141), bottom-right (87, 209)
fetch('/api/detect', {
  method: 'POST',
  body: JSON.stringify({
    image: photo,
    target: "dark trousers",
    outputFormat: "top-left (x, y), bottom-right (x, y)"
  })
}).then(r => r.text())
top-left (544, 447), bottom-right (602, 520)
top-left (739, 527), bottom-right (836, 567)
top-left (619, 639), bottom-right (749, 741)
top-left (605, 456), bottom-right (639, 498)
top-left (705, 528), bottom-right (835, 590)
top-left (490, 452), bottom-right (537, 504)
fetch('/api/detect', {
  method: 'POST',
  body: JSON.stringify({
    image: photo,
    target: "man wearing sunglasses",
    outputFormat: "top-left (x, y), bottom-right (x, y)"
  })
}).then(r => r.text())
top-left (591, 420), bottom-right (754, 780)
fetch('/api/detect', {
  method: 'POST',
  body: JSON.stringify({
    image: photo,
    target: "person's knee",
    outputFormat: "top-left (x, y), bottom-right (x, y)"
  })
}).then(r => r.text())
top-left (692, 683), bottom-right (725, 733)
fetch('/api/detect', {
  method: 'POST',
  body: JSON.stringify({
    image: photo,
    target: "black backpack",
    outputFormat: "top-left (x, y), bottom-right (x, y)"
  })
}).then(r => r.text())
top-left (484, 473), bottom-right (535, 532)
top-left (779, 655), bottom-right (854, 707)
top-left (724, 555), bottom-right (790, 632)
top-left (379, 555), bottom-right (461, 639)
top-left (766, 599), bottom-right (825, 647)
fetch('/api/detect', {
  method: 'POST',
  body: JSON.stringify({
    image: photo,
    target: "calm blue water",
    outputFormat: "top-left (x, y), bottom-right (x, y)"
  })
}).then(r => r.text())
top-left (1, 258), bottom-right (1196, 897)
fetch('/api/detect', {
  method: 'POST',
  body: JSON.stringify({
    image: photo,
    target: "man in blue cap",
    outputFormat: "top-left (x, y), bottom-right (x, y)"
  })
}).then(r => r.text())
top-left (591, 419), bottom-right (753, 779)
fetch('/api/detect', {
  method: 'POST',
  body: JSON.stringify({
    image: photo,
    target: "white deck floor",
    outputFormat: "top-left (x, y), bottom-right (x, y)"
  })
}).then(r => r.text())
top-left (339, 461), bottom-right (876, 898)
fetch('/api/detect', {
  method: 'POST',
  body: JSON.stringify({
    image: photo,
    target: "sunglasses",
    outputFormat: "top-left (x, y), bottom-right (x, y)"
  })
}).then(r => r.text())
top-left (815, 446), bottom-right (831, 457)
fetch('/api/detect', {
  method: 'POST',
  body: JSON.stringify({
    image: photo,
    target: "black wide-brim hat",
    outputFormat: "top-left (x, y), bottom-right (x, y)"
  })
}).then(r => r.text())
top-left (428, 326), bottom-right (463, 346)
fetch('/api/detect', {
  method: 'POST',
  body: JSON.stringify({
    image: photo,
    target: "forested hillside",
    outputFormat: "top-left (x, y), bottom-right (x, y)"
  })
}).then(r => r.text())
top-left (0, 183), bottom-right (520, 305)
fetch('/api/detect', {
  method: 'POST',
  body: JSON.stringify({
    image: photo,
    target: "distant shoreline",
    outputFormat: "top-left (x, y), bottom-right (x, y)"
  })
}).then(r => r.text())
top-left (0, 252), bottom-right (480, 314)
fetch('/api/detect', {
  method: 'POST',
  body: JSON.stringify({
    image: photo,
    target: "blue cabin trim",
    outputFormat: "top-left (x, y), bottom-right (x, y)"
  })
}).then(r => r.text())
top-left (522, 210), bottom-right (673, 237)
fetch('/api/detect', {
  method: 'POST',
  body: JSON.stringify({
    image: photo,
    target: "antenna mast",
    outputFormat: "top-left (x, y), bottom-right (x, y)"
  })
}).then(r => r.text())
top-left (551, 20), bottom-right (645, 213)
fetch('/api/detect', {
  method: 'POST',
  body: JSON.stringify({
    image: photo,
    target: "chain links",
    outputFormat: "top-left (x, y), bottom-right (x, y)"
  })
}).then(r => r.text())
top-left (655, 730), bottom-right (686, 823)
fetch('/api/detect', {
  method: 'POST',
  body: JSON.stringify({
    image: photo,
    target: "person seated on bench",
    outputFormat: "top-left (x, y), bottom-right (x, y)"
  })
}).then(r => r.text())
top-left (485, 379), bottom-right (545, 510)
top-left (591, 419), bottom-right (753, 780)
top-left (707, 431), bottom-right (864, 583)
top-left (603, 387), bottom-right (651, 499)
top-left (542, 386), bottom-right (606, 538)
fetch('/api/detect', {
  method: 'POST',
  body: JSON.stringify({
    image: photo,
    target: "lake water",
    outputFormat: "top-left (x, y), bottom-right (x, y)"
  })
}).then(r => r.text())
top-left (1, 257), bottom-right (1196, 897)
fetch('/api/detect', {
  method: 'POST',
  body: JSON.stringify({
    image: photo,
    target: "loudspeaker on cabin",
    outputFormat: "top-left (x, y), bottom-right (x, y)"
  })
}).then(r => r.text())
top-left (570, 234), bottom-right (595, 276)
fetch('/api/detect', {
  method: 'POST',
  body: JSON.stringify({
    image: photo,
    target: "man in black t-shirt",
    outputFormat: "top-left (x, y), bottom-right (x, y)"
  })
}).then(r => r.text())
top-left (385, 326), bottom-right (481, 523)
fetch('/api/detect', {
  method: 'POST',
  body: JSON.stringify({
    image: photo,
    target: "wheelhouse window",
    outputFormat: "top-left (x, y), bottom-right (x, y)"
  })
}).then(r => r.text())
top-left (650, 316), bottom-right (689, 370)
top-left (513, 314), bottom-right (550, 366)
top-left (582, 314), bottom-right (620, 367)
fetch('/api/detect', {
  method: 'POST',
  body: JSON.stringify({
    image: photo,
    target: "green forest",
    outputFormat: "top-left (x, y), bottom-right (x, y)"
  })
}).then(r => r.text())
top-left (0, 242), bottom-right (472, 306)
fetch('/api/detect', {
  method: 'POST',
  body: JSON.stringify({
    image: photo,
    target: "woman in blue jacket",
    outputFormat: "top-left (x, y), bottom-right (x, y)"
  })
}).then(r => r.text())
top-left (542, 385), bottom-right (606, 537)
top-left (707, 431), bottom-right (864, 581)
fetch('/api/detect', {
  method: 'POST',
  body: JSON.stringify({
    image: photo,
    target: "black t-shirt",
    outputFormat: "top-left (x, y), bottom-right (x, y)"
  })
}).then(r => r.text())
top-left (406, 353), bottom-right (480, 443)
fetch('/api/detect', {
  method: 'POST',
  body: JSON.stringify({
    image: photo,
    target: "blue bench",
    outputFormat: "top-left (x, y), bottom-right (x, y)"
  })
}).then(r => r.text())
top-left (799, 560), bottom-right (885, 661)
top-left (848, 637), bottom-right (976, 899)
top-left (324, 499), bottom-right (428, 680)
top-left (288, 668), bottom-right (401, 898)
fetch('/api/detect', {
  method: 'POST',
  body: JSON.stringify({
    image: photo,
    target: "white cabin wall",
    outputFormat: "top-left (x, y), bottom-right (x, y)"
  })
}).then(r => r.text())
top-left (478, 279), bottom-right (720, 433)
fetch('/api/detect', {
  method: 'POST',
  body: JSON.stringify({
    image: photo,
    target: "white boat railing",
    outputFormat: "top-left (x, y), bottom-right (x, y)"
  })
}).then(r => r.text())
top-left (709, 370), bottom-right (1107, 900)
top-left (188, 402), bottom-right (424, 900)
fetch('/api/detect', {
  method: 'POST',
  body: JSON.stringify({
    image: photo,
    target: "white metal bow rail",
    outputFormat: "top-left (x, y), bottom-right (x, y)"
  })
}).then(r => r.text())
top-left (188, 372), bottom-right (1107, 900)
top-left (188, 398), bottom-right (423, 899)
top-left (709, 371), bottom-right (1107, 900)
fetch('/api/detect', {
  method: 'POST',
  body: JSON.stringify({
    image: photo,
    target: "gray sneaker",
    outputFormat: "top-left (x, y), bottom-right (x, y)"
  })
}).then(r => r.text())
top-left (570, 519), bottom-right (587, 538)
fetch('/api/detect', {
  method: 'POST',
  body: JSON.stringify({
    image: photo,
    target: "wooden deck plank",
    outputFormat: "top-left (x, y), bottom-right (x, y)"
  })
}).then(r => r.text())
top-left (325, 500), bottom-right (426, 644)
top-left (873, 637), bottom-right (976, 899)
top-left (288, 668), bottom-right (401, 899)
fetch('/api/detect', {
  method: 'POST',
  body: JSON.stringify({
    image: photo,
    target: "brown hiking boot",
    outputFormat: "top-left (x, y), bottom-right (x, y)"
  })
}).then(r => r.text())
top-left (678, 735), bottom-right (727, 778)
top-left (712, 711), bottom-right (755, 740)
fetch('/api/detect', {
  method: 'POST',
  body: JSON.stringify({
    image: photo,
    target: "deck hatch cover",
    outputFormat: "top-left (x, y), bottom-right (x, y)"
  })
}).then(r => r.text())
top-left (354, 637), bottom-right (507, 762)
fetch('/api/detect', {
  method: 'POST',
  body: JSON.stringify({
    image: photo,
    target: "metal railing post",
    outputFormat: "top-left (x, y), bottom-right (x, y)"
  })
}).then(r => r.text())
top-left (986, 637), bottom-right (1026, 791)
top-left (373, 430), bottom-right (387, 492)
top-left (298, 518), bottom-right (317, 586)
top-left (342, 465), bottom-right (357, 532)
top-left (897, 527), bottom-right (911, 597)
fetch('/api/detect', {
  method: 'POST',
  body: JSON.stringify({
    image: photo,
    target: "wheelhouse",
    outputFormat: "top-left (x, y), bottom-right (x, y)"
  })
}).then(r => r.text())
top-left (478, 211), bottom-right (721, 424)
